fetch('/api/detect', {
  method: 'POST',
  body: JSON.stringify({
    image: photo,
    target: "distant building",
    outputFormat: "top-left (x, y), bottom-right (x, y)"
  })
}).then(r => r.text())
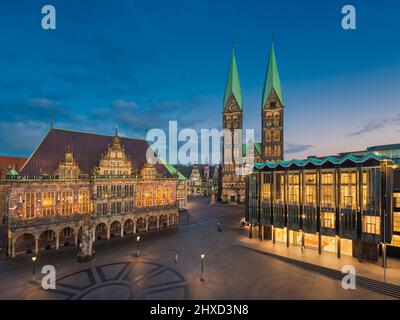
top-left (0, 156), bottom-right (26, 180)
top-left (245, 143), bottom-right (400, 261)
top-left (177, 164), bottom-right (218, 197)
top-left (0, 128), bottom-right (187, 257)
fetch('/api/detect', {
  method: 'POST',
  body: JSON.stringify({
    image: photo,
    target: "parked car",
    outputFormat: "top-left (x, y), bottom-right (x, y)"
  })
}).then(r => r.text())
top-left (179, 207), bottom-right (188, 213)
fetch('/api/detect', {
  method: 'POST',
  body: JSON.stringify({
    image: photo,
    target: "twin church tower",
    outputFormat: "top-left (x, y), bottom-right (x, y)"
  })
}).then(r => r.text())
top-left (220, 41), bottom-right (285, 203)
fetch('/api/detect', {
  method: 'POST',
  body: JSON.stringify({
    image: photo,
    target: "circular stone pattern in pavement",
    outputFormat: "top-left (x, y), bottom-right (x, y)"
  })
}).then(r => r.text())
top-left (25, 261), bottom-right (189, 300)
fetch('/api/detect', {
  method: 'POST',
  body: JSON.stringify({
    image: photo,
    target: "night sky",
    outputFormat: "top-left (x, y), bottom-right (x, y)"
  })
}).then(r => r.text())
top-left (1, 0), bottom-right (400, 161)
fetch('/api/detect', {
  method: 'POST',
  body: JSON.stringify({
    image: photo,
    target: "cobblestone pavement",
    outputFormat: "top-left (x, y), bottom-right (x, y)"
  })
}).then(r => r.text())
top-left (0, 197), bottom-right (395, 300)
top-left (24, 261), bottom-right (188, 300)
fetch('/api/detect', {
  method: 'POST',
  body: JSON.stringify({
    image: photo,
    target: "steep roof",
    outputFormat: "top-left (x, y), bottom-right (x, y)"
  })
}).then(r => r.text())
top-left (223, 48), bottom-right (243, 109)
top-left (20, 128), bottom-right (177, 178)
top-left (242, 142), bottom-right (262, 157)
top-left (262, 42), bottom-right (283, 106)
top-left (0, 156), bottom-right (27, 171)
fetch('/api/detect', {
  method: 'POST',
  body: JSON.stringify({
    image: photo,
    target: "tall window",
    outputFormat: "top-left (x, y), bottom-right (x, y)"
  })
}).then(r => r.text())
top-left (288, 173), bottom-right (300, 204)
top-left (275, 173), bottom-right (285, 204)
top-left (42, 192), bottom-right (55, 216)
top-left (262, 174), bottom-right (271, 201)
top-left (321, 212), bottom-right (335, 229)
top-left (305, 172), bottom-right (316, 205)
top-left (156, 186), bottom-right (163, 205)
top-left (321, 172), bottom-right (334, 207)
top-left (102, 203), bottom-right (108, 215)
top-left (117, 185), bottom-right (122, 197)
top-left (78, 190), bottom-right (90, 213)
top-left (165, 186), bottom-right (172, 204)
top-left (25, 192), bottom-right (35, 218)
top-left (394, 193), bottom-right (400, 233)
top-left (145, 187), bottom-right (153, 206)
top-left (136, 187), bottom-right (142, 207)
top-left (362, 168), bottom-right (380, 210)
top-left (340, 171), bottom-right (357, 208)
top-left (62, 191), bottom-right (73, 214)
top-left (97, 186), bottom-right (102, 198)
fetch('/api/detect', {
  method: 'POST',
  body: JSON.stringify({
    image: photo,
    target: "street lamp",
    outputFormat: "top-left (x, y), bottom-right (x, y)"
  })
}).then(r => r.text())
top-left (136, 235), bottom-right (141, 257)
top-left (32, 256), bottom-right (37, 282)
top-left (200, 253), bottom-right (205, 281)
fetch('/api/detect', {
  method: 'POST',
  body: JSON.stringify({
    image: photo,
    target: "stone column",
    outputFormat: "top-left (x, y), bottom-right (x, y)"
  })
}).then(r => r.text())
top-left (120, 224), bottom-right (124, 237)
top-left (133, 222), bottom-right (137, 234)
top-left (167, 216), bottom-right (170, 228)
top-left (157, 216), bottom-right (160, 229)
top-left (12, 239), bottom-right (16, 258)
top-left (286, 228), bottom-right (290, 248)
top-left (56, 234), bottom-right (60, 250)
top-left (145, 218), bottom-right (149, 231)
top-left (74, 233), bottom-right (78, 247)
top-left (107, 225), bottom-right (111, 240)
top-left (35, 238), bottom-right (39, 254)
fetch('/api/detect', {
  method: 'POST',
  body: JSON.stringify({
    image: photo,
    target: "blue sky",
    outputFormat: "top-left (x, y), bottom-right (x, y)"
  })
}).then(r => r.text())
top-left (1, 0), bottom-right (400, 161)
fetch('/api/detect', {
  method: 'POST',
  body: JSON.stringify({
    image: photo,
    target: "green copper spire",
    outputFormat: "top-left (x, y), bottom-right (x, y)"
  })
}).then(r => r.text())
top-left (262, 41), bottom-right (283, 106)
top-left (223, 47), bottom-right (243, 110)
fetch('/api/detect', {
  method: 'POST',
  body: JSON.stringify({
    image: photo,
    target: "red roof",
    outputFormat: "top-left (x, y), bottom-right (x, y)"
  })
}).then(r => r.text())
top-left (0, 156), bottom-right (27, 171)
top-left (20, 128), bottom-right (171, 177)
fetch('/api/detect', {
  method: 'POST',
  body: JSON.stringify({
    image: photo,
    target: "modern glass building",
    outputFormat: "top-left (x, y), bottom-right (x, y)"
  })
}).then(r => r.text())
top-left (245, 152), bottom-right (400, 261)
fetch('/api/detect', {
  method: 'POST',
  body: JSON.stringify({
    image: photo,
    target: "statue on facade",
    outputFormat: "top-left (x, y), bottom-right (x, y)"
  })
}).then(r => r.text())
top-left (77, 215), bottom-right (95, 262)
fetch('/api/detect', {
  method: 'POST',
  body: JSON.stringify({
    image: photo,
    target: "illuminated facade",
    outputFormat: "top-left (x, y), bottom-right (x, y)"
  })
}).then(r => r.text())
top-left (246, 153), bottom-right (400, 260)
top-left (0, 128), bottom-right (187, 257)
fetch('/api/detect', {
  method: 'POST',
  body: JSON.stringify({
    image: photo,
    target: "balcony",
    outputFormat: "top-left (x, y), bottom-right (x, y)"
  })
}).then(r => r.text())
top-left (302, 205), bottom-right (317, 233)
top-left (361, 232), bottom-right (381, 244)
top-left (320, 206), bottom-right (336, 236)
top-left (287, 204), bottom-right (300, 230)
top-left (273, 203), bottom-right (285, 228)
top-left (10, 214), bottom-right (84, 229)
top-left (339, 208), bottom-right (357, 239)
top-left (261, 202), bottom-right (272, 226)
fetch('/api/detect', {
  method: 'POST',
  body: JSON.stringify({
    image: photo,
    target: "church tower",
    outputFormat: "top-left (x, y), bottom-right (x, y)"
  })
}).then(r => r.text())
top-left (262, 41), bottom-right (284, 161)
top-left (220, 47), bottom-right (245, 203)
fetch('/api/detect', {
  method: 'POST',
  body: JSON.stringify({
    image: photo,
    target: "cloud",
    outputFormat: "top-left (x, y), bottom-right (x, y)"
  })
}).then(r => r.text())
top-left (285, 142), bottom-right (314, 154)
top-left (347, 114), bottom-right (400, 137)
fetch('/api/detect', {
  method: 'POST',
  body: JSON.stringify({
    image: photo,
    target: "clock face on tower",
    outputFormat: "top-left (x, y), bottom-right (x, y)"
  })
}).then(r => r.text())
top-left (228, 103), bottom-right (235, 111)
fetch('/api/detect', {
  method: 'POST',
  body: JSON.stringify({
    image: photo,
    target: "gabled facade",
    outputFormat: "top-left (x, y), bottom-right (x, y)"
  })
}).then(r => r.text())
top-left (0, 128), bottom-right (187, 257)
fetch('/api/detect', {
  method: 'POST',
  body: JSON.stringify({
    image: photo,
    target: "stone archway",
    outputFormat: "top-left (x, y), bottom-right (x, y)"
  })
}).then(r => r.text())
top-left (123, 219), bottom-right (134, 235)
top-left (169, 214), bottom-right (177, 226)
top-left (15, 233), bottom-right (35, 254)
top-left (136, 217), bottom-right (146, 232)
top-left (95, 222), bottom-right (108, 240)
top-left (148, 216), bottom-right (157, 230)
top-left (39, 230), bottom-right (57, 251)
top-left (110, 221), bottom-right (122, 238)
top-left (59, 227), bottom-right (75, 247)
top-left (159, 215), bottom-right (168, 228)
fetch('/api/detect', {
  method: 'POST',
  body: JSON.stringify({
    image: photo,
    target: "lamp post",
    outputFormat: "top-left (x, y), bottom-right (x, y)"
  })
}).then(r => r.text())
top-left (200, 253), bottom-right (205, 281)
top-left (136, 235), bottom-right (141, 257)
top-left (32, 256), bottom-right (37, 282)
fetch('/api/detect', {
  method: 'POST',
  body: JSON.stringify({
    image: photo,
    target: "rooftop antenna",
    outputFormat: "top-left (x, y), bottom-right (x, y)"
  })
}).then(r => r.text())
top-left (50, 114), bottom-right (54, 129)
top-left (115, 125), bottom-right (118, 136)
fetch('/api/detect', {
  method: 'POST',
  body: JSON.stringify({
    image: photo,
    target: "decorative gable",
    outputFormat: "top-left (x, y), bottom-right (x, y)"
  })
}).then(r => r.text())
top-left (96, 135), bottom-right (132, 176)
top-left (57, 146), bottom-right (81, 179)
